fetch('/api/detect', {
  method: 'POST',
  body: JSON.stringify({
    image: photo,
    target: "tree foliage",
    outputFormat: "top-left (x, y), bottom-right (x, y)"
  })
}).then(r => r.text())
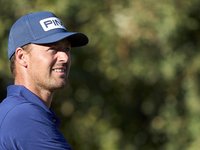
top-left (1, 0), bottom-right (200, 149)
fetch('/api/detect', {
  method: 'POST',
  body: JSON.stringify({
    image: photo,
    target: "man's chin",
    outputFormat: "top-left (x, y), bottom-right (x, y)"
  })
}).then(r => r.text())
top-left (51, 82), bottom-right (68, 92)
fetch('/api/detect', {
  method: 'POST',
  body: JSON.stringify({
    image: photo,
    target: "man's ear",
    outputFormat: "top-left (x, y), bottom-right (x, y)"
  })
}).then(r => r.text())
top-left (15, 47), bottom-right (28, 67)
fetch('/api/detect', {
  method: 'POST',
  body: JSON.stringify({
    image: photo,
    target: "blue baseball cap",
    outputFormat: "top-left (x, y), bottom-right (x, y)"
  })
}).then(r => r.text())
top-left (7, 11), bottom-right (89, 59)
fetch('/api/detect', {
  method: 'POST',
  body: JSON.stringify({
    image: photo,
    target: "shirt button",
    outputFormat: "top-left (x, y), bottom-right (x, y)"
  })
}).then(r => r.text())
top-left (53, 118), bottom-right (57, 123)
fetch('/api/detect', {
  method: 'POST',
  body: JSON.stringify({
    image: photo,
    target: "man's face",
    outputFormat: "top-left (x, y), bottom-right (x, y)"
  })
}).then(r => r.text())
top-left (26, 38), bottom-right (71, 92)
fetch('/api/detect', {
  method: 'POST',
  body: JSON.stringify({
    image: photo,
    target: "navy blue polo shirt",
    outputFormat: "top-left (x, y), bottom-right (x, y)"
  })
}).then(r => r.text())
top-left (0, 85), bottom-right (72, 150)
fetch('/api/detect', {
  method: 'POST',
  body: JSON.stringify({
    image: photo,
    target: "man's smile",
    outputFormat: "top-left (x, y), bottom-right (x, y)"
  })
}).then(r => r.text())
top-left (53, 69), bottom-right (66, 73)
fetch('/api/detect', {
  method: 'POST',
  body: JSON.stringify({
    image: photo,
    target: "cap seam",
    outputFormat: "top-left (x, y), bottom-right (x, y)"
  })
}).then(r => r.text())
top-left (26, 14), bottom-right (36, 41)
top-left (11, 32), bottom-right (16, 50)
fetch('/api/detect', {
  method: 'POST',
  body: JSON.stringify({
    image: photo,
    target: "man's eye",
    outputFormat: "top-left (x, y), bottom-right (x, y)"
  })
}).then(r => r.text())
top-left (50, 47), bottom-right (56, 50)
top-left (64, 48), bottom-right (70, 52)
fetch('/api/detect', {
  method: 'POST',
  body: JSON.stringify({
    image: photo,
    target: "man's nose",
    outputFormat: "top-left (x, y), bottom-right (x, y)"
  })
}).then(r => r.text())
top-left (57, 50), bottom-right (70, 63)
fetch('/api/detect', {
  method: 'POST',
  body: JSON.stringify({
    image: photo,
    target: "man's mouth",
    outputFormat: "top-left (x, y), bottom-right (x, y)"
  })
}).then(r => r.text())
top-left (53, 69), bottom-right (66, 73)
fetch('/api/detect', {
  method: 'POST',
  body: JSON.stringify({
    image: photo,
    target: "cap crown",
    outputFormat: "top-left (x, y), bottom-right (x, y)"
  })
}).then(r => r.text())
top-left (7, 11), bottom-right (88, 59)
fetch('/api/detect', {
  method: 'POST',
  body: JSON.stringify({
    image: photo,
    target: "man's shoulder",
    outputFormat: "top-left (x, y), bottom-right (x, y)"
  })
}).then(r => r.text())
top-left (0, 95), bottom-right (26, 123)
top-left (0, 95), bottom-right (46, 129)
top-left (0, 94), bottom-right (27, 108)
top-left (0, 95), bottom-right (33, 117)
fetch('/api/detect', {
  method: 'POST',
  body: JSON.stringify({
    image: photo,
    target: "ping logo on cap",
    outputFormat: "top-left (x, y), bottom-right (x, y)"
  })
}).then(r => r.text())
top-left (40, 17), bottom-right (66, 31)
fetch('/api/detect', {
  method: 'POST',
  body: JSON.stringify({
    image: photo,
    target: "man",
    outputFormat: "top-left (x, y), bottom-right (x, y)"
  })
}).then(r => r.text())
top-left (0, 11), bottom-right (88, 149)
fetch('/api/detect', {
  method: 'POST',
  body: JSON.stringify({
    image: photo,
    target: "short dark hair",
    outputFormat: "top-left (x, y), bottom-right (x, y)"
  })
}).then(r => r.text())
top-left (10, 53), bottom-right (16, 77)
top-left (10, 44), bottom-right (31, 78)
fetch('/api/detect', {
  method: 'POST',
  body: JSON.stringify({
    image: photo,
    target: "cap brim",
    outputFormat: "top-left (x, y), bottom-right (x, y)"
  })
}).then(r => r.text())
top-left (32, 32), bottom-right (88, 47)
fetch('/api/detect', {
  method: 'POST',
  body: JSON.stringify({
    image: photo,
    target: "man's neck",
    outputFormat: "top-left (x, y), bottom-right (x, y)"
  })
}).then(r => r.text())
top-left (27, 86), bottom-right (54, 109)
top-left (15, 82), bottom-right (53, 109)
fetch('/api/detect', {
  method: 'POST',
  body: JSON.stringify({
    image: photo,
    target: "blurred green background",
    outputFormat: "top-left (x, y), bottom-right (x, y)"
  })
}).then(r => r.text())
top-left (1, 0), bottom-right (200, 149)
